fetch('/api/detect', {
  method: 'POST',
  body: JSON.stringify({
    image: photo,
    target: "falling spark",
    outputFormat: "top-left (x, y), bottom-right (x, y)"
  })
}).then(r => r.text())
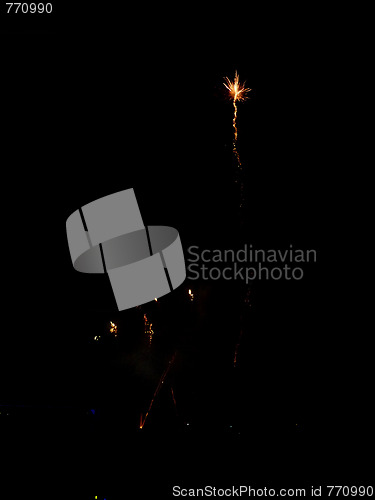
top-left (188, 288), bottom-right (194, 301)
top-left (94, 335), bottom-right (100, 342)
top-left (140, 351), bottom-right (177, 429)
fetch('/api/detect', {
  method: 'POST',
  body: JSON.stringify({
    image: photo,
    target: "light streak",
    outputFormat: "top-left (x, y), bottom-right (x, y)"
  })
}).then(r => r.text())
top-left (188, 288), bottom-right (194, 301)
top-left (139, 351), bottom-right (177, 429)
top-left (171, 386), bottom-right (178, 416)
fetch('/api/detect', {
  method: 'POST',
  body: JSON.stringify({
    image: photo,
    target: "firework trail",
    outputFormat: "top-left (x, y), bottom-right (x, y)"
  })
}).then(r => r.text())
top-left (140, 351), bottom-right (177, 429)
top-left (223, 74), bottom-right (252, 366)
top-left (223, 71), bottom-right (251, 208)
top-left (223, 71), bottom-right (250, 169)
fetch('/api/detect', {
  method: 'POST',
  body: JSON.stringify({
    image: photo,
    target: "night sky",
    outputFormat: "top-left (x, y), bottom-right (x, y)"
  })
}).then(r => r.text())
top-left (1, 6), bottom-right (372, 498)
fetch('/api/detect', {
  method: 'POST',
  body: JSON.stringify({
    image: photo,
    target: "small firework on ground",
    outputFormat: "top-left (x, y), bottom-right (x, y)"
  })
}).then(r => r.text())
top-left (109, 321), bottom-right (118, 337)
top-left (144, 313), bottom-right (154, 346)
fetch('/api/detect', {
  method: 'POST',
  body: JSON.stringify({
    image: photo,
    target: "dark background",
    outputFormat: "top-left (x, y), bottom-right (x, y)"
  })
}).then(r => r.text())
top-left (1, 4), bottom-right (371, 498)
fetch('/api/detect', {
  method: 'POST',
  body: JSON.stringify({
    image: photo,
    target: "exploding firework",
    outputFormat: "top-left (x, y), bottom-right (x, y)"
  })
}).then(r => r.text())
top-left (223, 71), bottom-right (251, 204)
top-left (223, 71), bottom-right (250, 137)
top-left (223, 70), bottom-right (250, 103)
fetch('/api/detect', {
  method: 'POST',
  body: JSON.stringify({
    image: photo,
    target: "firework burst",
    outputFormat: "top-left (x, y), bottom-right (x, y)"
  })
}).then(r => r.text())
top-left (223, 71), bottom-right (250, 105)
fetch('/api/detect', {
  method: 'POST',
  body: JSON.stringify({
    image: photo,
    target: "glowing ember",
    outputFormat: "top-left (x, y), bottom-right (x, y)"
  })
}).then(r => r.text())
top-left (188, 289), bottom-right (194, 301)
